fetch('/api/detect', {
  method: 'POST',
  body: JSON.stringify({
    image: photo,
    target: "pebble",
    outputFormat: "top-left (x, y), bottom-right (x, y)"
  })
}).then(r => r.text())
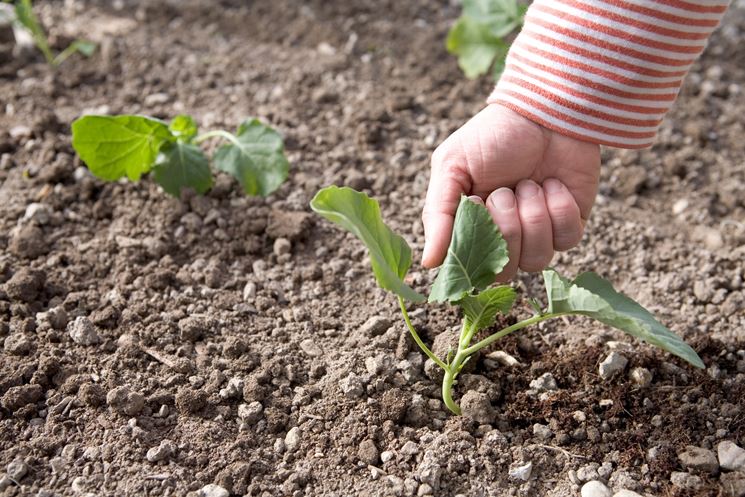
top-left (380, 450), bottom-right (394, 463)
top-left (532, 423), bottom-right (552, 440)
top-left (68, 317), bottom-right (100, 346)
top-left (360, 316), bottom-right (391, 336)
top-left (23, 203), bottom-right (51, 224)
top-left (198, 484), bottom-right (229, 497)
top-left (242, 282), bottom-right (256, 302)
top-left (417, 483), bottom-right (433, 496)
top-left (719, 441), bottom-right (745, 471)
top-left (670, 471), bottom-right (703, 490)
top-left (613, 491), bottom-right (644, 497)
top-left (285, 427), bottom-right (301, 452)
top-left (358, 439), bottom-right (379, 465)
top-left (484, 350), bottom-right (521, 367)
top-left (460, 391), bottom-right (495, 424)
top-left (339, 372), bottom-right (364, 398)
top-left (144, 92), bottom-right (170, 106)
top-left (629, 367), bottom-right (652, 387)
top-left (576, 463), bottom-right (600, 482)
top-left (146, 439), bottom-right (176, 463)
top-left (581, 481), bottom-right (612, 497)
top-left (400, 441), bottom-right (419, 456)
top-left (106, 386), bottom-right (145, 416)
top-left (530, 372), bottom-right (558, 391)
top-left (720, 472), bottom-right (745, 497)
top-left (6, 459), bottom-right (28, 480)
top-left (237, 402), bottom-right (263, 424)
top-left (678, 445), bottom-right (719, 475)
top-left (273, 237), bottom-right (291, 257)
top-left (599, 352), bottom-right (628, 380)
top-left (218, 377), bottom-right (244, 400)
top-left (299, 338), bottom-right (323, 357)
top-left (509, 461), bottom-right (532, 481)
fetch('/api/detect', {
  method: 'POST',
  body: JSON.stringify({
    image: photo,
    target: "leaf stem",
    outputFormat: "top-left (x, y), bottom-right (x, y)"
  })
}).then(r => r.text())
top-left (194, 130), bottom-right (239, 147)
top-left (398, 297), bottom-right (447, 370)
top-left (462, 312), bottom-right (568, 356)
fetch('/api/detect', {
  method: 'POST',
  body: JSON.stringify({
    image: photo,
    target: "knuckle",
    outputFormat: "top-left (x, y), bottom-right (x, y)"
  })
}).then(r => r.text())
top-left (520, 252), bottom-right (554, 273)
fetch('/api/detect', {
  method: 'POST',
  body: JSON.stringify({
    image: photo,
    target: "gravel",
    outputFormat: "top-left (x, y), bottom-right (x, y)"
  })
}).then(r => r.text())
top-left (581, 480), bottom-right (612, 497)
top-left (719, 441), bottom-right (745, 471)
top-left (106, 386), bottom-right (145, 416)
top-left (529, 372), bottom-right (558, 391)
top-left (670, 471), bottom-right (704, 490)
top-left (6, 459), bottom-right (28, 481)
top-left (237, 402), bottom-right (263, 424)
top-left (285, 427), bottom-right (301, 453)
top-left (68, 317), bottom-right (100, 346)
top-left (358, 439), bottom-right (379, 465)
top-left (299, 338), bottom-right (323, 357)
top-left (598, 352), bottom-right (628, 380)
top-left (198, 484), bottom-right (229, 497)
top-left (339, 372), bottom-right (364, 398)
top-left (629, 367), bottom-right (653, 387)
top-left (359, 316), bottom-right (391, 336)
top-left (508, 461), bottom-right (532, 481)
top-left (146, 439), bottom-right (176, 463)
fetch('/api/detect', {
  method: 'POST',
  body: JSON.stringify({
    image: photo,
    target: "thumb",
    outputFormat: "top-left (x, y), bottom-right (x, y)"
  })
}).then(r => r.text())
top-left (421, 143), bottom-right (472, 268)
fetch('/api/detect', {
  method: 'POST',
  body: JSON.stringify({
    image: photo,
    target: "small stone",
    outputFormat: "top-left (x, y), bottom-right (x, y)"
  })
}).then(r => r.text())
top-left (530, 372), bottom-right (558, 392)
top-left (581, 481), bottom-right (612, 497)
top-left (146, 439), bottom-right (176, 463)
top-left (339, 372), bottom-right (364, 398)
top-left (218, 377), bottom-right (244, 400)
top-left (299, 339), bottom-right (323, 357)
top-left (533, 423), bottom-right (552, 440)
top-left (358, 439), bottom-right (379, 465)
top-left (576, 463), bottom-right (600, 482)
top-left (678, 445), bottom-right (719, 475)
top-left (484, 350), bottom-right (521, 367)
top-left (144, 92), bottom-right (170, 106)
top-left (720, 472), bottom-right (745, 497)
top-left (400, 441), bottom-right (419, 456)
top-left (509, 461), bottom-right (532, 481)
top-left (9, 224), bottom-right (47, 258)
top-left (360, 316), bottom-right (391, 336)
top-left (198, 484), bottom-right (229, 497)
top-left (460, 391), bottom-right (495, 424)
top-left (285, 427), bottom-right (301, 452)
top-left (46, 306), bottom-right (69, 330)
top-left (237, 402), bottom-right (263, 424)
top-left (242, 282), bottom-right (256, 302)
top-left (381, 450), bottom-right (394, 463)
top-left (68, 317), bottom-right (100, 346)
top-left (670, 471), bottom-right (703, 490)
top-left (599, 352), bottom-right (628, 380)
top-left (418, 483), bottom-right (433, 496)
top-left (273, 237), bottom-right (291, 257)
top-left (613, 491), bottom-right (643, 497)
top-left (719, 441), bottom-right (745, 471)
top-left (629, 367), bottom-right (652, 388)
top-left (23, 203), bottom-right (51, 225)
top-left (7, 459), bottom-right (28, 480)
top-left (106, 386), bottom-right (145, 416)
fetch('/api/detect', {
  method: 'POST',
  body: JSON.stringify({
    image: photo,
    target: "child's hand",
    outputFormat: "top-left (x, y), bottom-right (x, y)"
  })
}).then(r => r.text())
top-left (422, 104), bottom-right (601, 281)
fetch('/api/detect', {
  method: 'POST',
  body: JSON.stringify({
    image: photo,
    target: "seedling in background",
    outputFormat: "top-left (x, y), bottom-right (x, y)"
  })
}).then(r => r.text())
top-left (446, 0), bottom-right (527, 80)
top-left (72, 114), bottom-right (290, 198)
top-left (311, 186), bottom-right (704, 415)
top-left (2, 0), bottom-right (96, 67)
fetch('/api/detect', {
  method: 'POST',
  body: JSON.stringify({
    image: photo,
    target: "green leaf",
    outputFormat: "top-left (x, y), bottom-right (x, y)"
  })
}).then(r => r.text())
top-left (543, 269), bottom-right (704, 369)
top-left (459, 286), bottom-right (516, 332)
top-left (70, 39), bottom-right (96, 57)
top-left (14, 0), bottom-right (53, 64)
top-left (152, 142), bottom-right (212, 197)
top-left (169, 115), bottom-right (198, 142)
top-left (71, 115), bottom-right (174, 181)
top-left (463, 0), bottom-right (525, 37)
top-left (446, 17), bottom-right (507, 79)
top-left (429, 196), bottom-right (509, 303)
top-left (213, 118), bottom-right (289, 197)
top-left (310, 186), bottom-right (425, 303)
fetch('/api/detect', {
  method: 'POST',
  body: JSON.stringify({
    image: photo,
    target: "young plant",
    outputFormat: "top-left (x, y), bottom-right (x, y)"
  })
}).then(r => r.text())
top-left (310, 186), bottom-right (704, 415)
top-left (446, 0), bottom-right (527, 80)
top-left (4, 0), bottom-right (95, 67)
top-left (71, 114), bottom-right (289, 198)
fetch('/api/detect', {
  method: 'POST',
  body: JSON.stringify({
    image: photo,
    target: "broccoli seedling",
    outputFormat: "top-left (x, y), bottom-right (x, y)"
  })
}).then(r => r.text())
top-left (446, 0), bottom-right (527, 80)
top-left (71, 114), bottom-right (289, 198)
top-left (311, 186), bottom-right (704, 415)
top-left (4, 0), bottom-right (96, 67)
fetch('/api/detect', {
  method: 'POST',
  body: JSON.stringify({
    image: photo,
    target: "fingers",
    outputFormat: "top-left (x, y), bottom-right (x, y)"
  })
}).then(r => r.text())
top-left (421, 139), bottom-right (472, 268)
top-left (543, 178), bottom-right (584, 251)
top-left (515, 180), bottom-right (554, 272)
top-left (485, 188), bottom-right (521, 282)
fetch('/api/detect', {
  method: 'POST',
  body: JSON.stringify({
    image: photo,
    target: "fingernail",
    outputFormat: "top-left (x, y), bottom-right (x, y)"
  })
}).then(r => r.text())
top-left (490, 188), bottom-right (515, 210)
top-left (468, 195), bottom-right (484, 205)
top-left (517, 180), bottom-right (539, 199)
top-left (543, 179), bottom-right (565, 194)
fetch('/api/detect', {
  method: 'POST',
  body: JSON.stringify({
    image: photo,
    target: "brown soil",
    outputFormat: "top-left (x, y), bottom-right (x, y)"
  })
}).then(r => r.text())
top-left (1, 1), bottom-right (744, 496)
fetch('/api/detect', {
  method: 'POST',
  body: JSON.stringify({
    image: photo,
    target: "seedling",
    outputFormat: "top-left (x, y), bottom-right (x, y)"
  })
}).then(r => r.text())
top-left (446, 0), bottom-right (526, 80)
top-left (71, 114), bottom-right (289, 197)
top-left (311, 186), bottom-right (704, 415)
top-left (2, 0), bottom-right (96, 67)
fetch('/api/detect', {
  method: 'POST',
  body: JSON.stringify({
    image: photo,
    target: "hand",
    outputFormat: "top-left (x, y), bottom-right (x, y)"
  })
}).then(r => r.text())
top-left (422, 104), bottom-right (601, 281)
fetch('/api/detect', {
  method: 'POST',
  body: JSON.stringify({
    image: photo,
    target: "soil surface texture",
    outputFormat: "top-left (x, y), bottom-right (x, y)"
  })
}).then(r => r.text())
top-left (1, 1), bottom-right (744, 497)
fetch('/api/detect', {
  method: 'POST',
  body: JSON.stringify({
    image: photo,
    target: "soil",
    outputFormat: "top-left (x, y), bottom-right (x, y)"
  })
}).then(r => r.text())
top-left (1, 1), bottom-right (744, 496)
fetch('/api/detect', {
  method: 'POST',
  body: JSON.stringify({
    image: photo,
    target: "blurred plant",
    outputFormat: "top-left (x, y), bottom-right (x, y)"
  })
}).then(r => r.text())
top-left (1, 0), bottom-right (95, 66)
top-left (446, 0), bottom-right (526, 80)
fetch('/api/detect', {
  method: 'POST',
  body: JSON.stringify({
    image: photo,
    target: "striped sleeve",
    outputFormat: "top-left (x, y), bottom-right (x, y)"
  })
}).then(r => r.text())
top-left (487, 0), bottom-right (730, 148)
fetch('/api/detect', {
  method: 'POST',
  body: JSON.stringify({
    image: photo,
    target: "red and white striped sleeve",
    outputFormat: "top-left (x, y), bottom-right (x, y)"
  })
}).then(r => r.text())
top-left (487, 0), bottom-right (730, 148)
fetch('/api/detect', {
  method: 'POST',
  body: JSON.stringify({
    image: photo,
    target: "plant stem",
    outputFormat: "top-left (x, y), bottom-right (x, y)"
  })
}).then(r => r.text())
top-left (442, 361), bottom-right (461, 415)
top-left (398, 297), bottom-right (447, 370)
top-left (462, 312), bottom-right (568, 356)
top-left (194, 130), bottom-right (239, 147)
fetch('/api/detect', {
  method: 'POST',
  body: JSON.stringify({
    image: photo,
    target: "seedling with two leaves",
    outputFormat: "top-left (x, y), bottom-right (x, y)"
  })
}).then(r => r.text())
top-left (446, 0), bottom-right (527, 80)
top-left (71, 115), bottom-right (289, 198)
top-left (311, 186), bottom-right (704, 415)
top-left (1, 0), bottom-right (95, 67)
